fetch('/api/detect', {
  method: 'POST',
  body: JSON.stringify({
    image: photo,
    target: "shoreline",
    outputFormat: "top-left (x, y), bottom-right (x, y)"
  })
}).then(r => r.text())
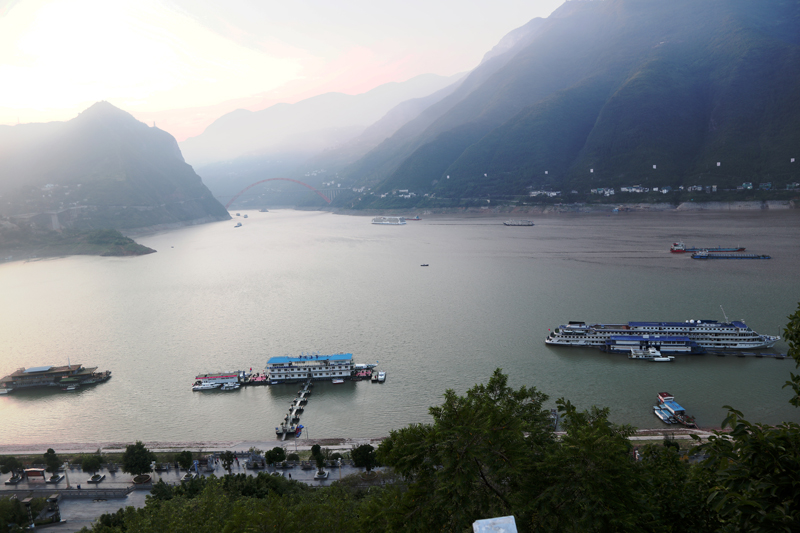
top-left (0, 428), bottom-right (722, 456)
top-left (327, 199), bottom-right (797, 217)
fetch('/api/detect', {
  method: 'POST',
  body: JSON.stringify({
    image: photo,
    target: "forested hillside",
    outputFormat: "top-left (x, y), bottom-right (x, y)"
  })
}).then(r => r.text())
top-left (0, 102), bottom-right (229, 230)
top-left (341, 0), bottom-right (800, 206)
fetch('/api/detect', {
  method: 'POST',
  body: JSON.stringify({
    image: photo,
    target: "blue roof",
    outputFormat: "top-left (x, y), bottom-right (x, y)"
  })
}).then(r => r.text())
top-left (662, 400), bottom-right (685, 413)
top-left (24, 366), bottom-right (53, 373)
top-left (267, 353), bottom-right (353, 364)
top-left (609, 335), bottom-right (691, 342)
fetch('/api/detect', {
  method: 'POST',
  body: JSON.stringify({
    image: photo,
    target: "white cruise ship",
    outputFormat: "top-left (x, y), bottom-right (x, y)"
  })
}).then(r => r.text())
top-left (545, 319), bottom-right (779, 351)
top-left (372, 216), bottom-right (406, 225)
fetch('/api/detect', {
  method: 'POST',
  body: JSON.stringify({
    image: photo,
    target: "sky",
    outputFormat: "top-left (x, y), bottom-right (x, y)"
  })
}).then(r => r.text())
top-left (0, 0), bottom-right (565, 140)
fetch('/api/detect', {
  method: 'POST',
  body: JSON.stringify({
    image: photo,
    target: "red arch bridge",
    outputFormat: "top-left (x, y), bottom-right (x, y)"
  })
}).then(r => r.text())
top-left (222, 178), bottom-right (339, 209)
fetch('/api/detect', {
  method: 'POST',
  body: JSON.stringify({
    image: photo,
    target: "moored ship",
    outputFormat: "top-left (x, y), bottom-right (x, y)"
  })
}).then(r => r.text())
top-left (0, 364), bottom-right (111, 394)
top-left (504, 220), bottom-right (534, 226)
top-left (670, 241), bottom-right (744, 253)
top-left (546, 319), bottom-right (779, 351)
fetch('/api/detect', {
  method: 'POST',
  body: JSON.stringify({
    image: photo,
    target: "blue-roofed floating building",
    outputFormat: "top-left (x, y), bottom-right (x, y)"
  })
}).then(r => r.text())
top-left (266, 353), bottom-right (354, 384)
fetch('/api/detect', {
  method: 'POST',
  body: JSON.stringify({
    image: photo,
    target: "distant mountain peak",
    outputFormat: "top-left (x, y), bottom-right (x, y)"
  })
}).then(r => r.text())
top-left (75, 101), bottom-right (137, 124)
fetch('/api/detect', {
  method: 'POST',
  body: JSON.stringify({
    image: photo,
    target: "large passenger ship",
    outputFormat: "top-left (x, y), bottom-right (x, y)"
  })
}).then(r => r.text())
top-left (545, 319), bottom-right (779, 351)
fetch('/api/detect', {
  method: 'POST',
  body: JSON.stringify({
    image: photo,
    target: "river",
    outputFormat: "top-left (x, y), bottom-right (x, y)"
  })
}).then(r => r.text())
top-left (1, 209), bottom-right (799, 445)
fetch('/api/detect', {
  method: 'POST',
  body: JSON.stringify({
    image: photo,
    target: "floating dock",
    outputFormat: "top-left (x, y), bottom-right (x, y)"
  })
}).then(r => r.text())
top-left (276, 380), bottom-right (313, 441)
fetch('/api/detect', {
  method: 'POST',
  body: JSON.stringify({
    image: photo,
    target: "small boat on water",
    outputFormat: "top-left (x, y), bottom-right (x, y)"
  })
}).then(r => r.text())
top-left (192, 382), bottom-right (222, 391)
top-left (377, 371), bottom-right (386, 383)
top-left (653, 406), bottom-right (674, 424)
top-left (235, 222), bottom-right (242, 228)
top-left (332, 379), bottom-right (345, 384)
top-left (628, 347), bottom-right (662, 360)
top-left (407, 215), bottom-right (421, 221)
top-left (220, 383), bottom-right (240, 391)
top-left (372, 216), bottom-right (406, 225)
top-left (691, 251), bottom-right (770, 260)
top-left (503, 220), bottom-right (534, 226)
top-left (671, 241), bottom-right (744, 253)
top-left (243, 214), bottom-right (248, 218)
top-left (421, 264), bottom-right (429, 267)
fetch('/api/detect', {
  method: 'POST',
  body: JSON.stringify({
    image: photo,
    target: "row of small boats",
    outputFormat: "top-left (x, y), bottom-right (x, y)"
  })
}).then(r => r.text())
top-left (653, 392), bottom-right (696, 427)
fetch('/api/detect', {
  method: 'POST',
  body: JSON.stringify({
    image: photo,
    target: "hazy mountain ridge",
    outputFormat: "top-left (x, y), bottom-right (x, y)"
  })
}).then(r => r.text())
top-left (0, 102), bottom-right (229, 230)
top-left (341, 0), bottom-right (800, 205)
top-left (338, 16), bottom-right (550, 189)
top-left (179, 73), bottom-right (462, 167)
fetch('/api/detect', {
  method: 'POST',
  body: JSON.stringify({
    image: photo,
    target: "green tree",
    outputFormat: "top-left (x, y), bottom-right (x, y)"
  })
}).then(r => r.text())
top-left (351, 444), bottom-right (376, 472)
top-left (176, 450), bottom-right (193, 470)
top-left (266, 447), bottom-right (286, 466)
top-left (121, 441), bottom-right (156, 477)
top-left (220, 451), bottom-right (235, 475)
top-left (314, 453), bottom-right (325, 474)
top-left (531, 400), bottom-right (645, 532)
top-left (82, 455), bottom-right (103, 475)
top-left (43, 448), bottom-right (61, 475)
top-left (691, 301), bottom-right (800, 531)
top-left (0, 456), bottom-right (22, 477)
top-left (376, 368), bottom-right (553, 531)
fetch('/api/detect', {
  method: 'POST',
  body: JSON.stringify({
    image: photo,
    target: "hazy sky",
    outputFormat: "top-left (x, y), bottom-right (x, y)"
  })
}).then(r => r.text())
top-left (1, 0), bottom-right (564, 140)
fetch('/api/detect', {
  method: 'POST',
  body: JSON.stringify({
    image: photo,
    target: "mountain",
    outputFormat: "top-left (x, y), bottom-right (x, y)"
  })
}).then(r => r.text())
top-left (0, 102), bottom-right (229, 230)
top-left (179, 73), bottom-right (462, 167)
top-left (342, 0), bottom-right (800, 204)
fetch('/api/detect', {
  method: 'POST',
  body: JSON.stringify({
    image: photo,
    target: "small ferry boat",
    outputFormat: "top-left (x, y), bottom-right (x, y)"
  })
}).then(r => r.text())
top-left (192, 382), bottom-right (221, 391)
top-left (691, 251), bottom-right (770, 260)
top-left (372, 216), bottom-right (406, 225)
top-left (671, 241), bottom-right (744, 253)
top-left (377, 371), bottom-right (386, 383)
top-left (504, 220), bottom-right (534, 226)
top-left (628, 347), bottom-right (661, 359)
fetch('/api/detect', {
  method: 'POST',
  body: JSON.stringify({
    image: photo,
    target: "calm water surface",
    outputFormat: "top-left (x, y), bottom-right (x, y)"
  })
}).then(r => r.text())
top-left (1, 209), bottom-right (799, 445)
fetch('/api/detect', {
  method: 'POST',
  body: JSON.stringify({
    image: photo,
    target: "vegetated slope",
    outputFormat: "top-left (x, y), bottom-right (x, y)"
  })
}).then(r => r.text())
top-left (348, 0), bottom-right (800, 203)
top-left (0, 102), bottom-right (229, 229)
top-left (179, 73), bottom-right (460, 167)
top-left (339, 16), bottom-right (550, 190)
